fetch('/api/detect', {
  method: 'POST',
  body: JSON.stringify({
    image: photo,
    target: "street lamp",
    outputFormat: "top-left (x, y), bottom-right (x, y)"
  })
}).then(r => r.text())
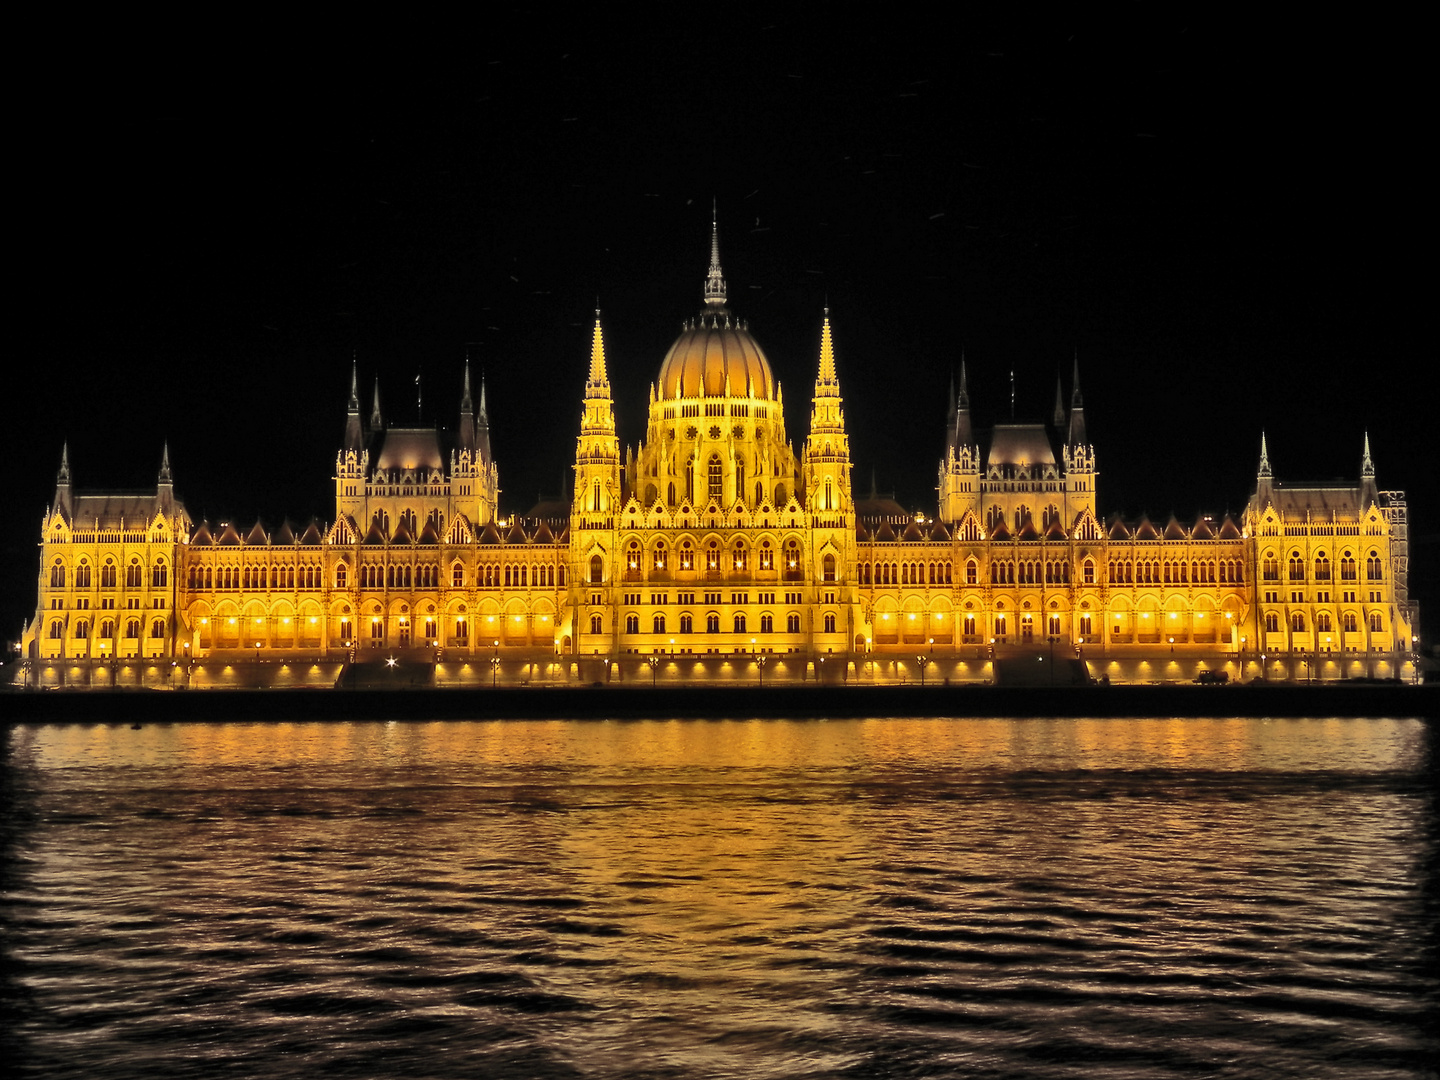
top-left (648, 654), bottom-right (659, 687)
top-left (916, 653), bottom-right (928, 687)
top-left (491, 640), bottom-right (501, 688)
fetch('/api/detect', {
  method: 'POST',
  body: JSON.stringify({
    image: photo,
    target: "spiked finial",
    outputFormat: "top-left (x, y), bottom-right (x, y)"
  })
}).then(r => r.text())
top-left (703, 203), bottom-right (727, 308)
top-left (1361, 431), bottom-right (1374, 477)
top-left (478, 374), bottom-right (489, 421)
top-left (461, 360), bottom-right (474, 414)
top-left (1258, 432), bottom-right (1271, 477)
top-left (1052, 373), bottom-right (1066, 427)
top-left (1071, 349), bottom-right (1084, 408)
top-left (958, 356), bottom-right (969, 408)
top-left (347, 356), bottom-right (360, 412)
top-left (159, 442), bottom-right (172, 482)
top-left (369, 377), bottom-right (383, 431)
top-left (58, 442), bottom-right (71, 483)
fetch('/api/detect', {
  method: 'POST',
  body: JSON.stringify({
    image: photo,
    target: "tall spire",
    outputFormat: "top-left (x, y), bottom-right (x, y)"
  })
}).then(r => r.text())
top-left (343, 360), bottom-right (364, 452)
top-left (1066, 352), bottom-right (1087, 446)
top-left (953, 358), bottom-right (973, 448)
top-left (817, 307), bottom-right (838, 384)
top-left (1359, 431), bottom-right (1378, 507)
top-left (703, 201), bottom-right (727, 308)
top-left (1258, 432), bottom-right (1271, 477)
top-left (1361, 431), bottom-right (1374, 477)
top-left (58, 441), bottom-right (70, 483)
top-left (587, 307), bottom-right (610, 389)
top-left (159, 442), bottom-right (172, 483)
top-left (369, 377), bottom-right (383, 432)
top-left (457, 360), bottom-right (476, 455)
top-left (1052, 373), bottom-right (1066, 427)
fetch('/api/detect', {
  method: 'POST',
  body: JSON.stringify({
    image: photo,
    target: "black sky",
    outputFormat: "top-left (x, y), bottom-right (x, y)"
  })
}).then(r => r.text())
top-left (7, 13), bottom-right (1433, 639)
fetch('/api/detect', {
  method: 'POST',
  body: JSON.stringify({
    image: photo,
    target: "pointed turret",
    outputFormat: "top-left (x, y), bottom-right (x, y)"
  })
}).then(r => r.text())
top-left (54, 442), bottom-right (72, 519)
top-left (157, 442), bottom-right (174, 514)
top-left (1255, 431), bottom-right (1274, 508)
top-left (703, 201), bottom-right (727, 309)
top-left (477, 374), bottom-right (493, 466)
top-left (343, 361), bottom-right (364, 452)
top-left (954, 359), bottom-right (973, 448)
top-left (1360, 431), bottom-right (1379, 508)
top-left (369, 376), bottom-right (383, 434)
top-left (802, 308), bottom-right (851, 515)
top-left (1052, 373), bottom-right (1066, 428)
top-left (1066, 352), bottom-right (1087, 447)
top-left (575, 308), bottom-right (621, 518)
top-left (457, 361), bottom-right (476, 456)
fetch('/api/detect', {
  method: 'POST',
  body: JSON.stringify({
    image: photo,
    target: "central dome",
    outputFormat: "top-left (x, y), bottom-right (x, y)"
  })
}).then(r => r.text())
top-left (657, 316), bottom-right (775, 400)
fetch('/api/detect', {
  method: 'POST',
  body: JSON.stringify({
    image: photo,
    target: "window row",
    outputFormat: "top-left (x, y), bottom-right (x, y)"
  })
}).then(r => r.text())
top-left (603, 611), bottom-right (821, 635)
top-left (1263, 550), bottom-right (1382, 582)
top-left (863, 561), bottom-right (954, 586)
top-left (49, 617), bottom-right (165, 640)
top-left (51, 560), bottom-right (165, 589)
top-left (1108, 559), bottom-right (1240, 585)
top-left (1265, 610), bottom-right (1382, 633)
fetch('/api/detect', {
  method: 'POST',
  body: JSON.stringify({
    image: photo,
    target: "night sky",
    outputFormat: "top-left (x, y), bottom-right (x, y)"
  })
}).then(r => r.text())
top-left (8, 14), bottom-right (1432, 642)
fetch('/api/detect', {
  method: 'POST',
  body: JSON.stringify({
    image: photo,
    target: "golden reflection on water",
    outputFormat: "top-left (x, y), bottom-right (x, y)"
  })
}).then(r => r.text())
top-left (8, 715), bottom-right (1434, 1080)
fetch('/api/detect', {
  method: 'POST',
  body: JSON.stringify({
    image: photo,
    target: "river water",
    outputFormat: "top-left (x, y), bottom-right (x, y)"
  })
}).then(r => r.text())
top-left (2, 716), bottom-right (1436, 1079)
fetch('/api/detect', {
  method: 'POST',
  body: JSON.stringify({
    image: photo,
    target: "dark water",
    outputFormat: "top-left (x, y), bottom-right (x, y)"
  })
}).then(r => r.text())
top-left (2, 717), bottom-right (1436, 1080)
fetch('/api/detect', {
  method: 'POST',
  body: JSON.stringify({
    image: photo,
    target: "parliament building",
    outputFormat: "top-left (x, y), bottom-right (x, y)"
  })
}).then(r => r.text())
top-left (21, 224), bottom-right (1420, 686)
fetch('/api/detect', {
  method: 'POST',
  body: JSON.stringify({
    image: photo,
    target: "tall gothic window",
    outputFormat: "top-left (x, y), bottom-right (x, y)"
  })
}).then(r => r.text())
top-left (708, 455), bottom-right (723, 501)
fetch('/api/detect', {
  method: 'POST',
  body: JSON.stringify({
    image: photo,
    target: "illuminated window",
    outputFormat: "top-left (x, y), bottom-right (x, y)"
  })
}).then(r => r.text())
top-left (679, 613), bottom-right (693, 634)
top-left (653, 543), bottom-right (667, 571)
top-left (1265, 613), bottom-right (1279, 633)
top-left (452, 562), bottom-right (465, 588)
top-left (787, 613), bottom-right (801, 633)
top-left (1288, 553), bottom-right (1305, 582)
top-left (706, 613), bottom-right (720, 633)
top-left (679, 541), bottom-right (693, 572)
top-left (1343, 612), bottom-right (1357, 633)
top-left (150, 618), bottom-right (165, 639)
top-left (760, 613), bottom-right (773, 633)
top-left (1368, 611), bottom-right (1382, 632)
top-left (1340, 552), bottom-right (1356, 581)
top-left (75, 562), bottom-right (91, 589)
top-left (708, 455), bottom-right (723, 500)
top-left (823, 613), bottom-right (836, 633)
top-left (590, 613), bottom-right (603, 634)
top-left (733, 613), bottom-right (746, 634)
top-left (1316, 612), bottom-right (1332, 632)
top-left (995, 615), bottom-right (1007, 637)
top-left (759, 542), bottom-right (773, 571)
top-left (966, 559), bottom-right (978, 585)
top-left (823, 554), bottom-right (836, 582)
top-left (50, 560), bottom-right (65, 588)
top-left (74, 620), bottom-right (89, 639)
top-left (1366, 552), bottom-right (1383, 581)
top-left (625, 613), bottom-right (639, 634)
top-left (653, 614), bottom-right (666, 634)
top-left (336, 563), bottom-right (348, 588)
top-left (590, 555), bottom-right (604, 584)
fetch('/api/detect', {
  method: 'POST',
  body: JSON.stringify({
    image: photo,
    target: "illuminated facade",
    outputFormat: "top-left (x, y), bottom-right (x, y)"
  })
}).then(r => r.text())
top-left (22, 225), bottom-right (1420, 683)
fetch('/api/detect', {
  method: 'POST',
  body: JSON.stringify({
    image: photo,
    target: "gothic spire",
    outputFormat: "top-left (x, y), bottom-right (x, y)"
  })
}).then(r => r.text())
top-left (817, 307), bottom-right (838, 386)
top-left (1258, 432), bottom-right (1271, 478)
top-left (369, 377), bottom-right (383, 432)
top-left (952, 357), bottom-right (974, 449)
top-left (343, 360), bottom-right (364, 452)
top-left (159, 442), bottom-right (172, 483)
top-left (587, 308), bottom-right (610, 389)
top-left (703, 202), bottom-right (727, 308)
top-left (1066, 352), bottom-right (1087, 446)
top-left (457, 360), bottom-right (477, 455)
top-left (58, 441), bottom-right (70, 483)
top-left (1360, 431), bottom-right (1378, 507)
top-left (1052, 373), bottom-right (1066, 427)
top-left (1361, 431), bottom-right (1375, 477)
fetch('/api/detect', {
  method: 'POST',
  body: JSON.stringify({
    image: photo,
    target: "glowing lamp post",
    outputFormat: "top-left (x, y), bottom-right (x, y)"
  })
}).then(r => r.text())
top-left (648, 654), bottom-right (659, 687)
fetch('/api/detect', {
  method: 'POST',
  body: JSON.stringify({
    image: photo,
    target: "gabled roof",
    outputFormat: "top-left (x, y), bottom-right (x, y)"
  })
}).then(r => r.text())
top-left (479, 522), bottom-right (503, 545)
top-left (1133, 517), bottom-right (1161, 541)
top-left (374, 427), bottom-right (444, 471)
top-left (1044, 516), bottom-right (1068, 541)
top-left (929, 520), bottom-right (951, 542)
top-left (363, 519), bottom-right (387, 545)
top-left (300, 520), bottom-right (324, 545)
top-left (1217, 515), bottom-right (1243, 540)
top-left (986, 423), bottom-right (1057, 468)
top-left (245, 520), bottom-right (268, 545)
top-left (506, 522), bottom-right (528, 544)
top-left (71, 492), bottom-right (170, 530)
top-left (874, 521), bottom-right (896, 542)
top-left (532, 521), bottom-right (555, 544)
top-left (902, 520), bottom-right (925, 541)
top-left (1163, 517), bottom-right (1187, 540)
top-left (418, 520), bottom-right (441, 545)
top-left (856, 522), bottom-right (871, 541)
top-left (1106, 518), bottom-right (1131, 540)
top-left (554, 525), bottom-right (569, 544)
top-left (391, 518), bottom-right (414, 544)
top-left (191, 521), bottom-right (214, 545)
top-left (989, 519), bottom-right (1012, 542)
top-left (274, 521), bottom-right (297, 545)
top-left (1191, 517), bottom-right (1216, 540)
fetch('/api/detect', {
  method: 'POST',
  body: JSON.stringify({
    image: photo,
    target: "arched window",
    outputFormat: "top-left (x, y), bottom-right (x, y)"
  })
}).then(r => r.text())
top-left (590, 614), bottom-right (603, 634)
top-left (1314, 553), bottom-right (1331, 580)
top-left (708, 455), bottom-right (723, 501)
top-left (653, 614), bottom-right (666, 634)
top-left (733, 613), bottom-right (746, 633)
top-left (74, 620), bottom-right (89, 639)
top-left (760, 613), bottom-right (773, 633)
top-left (1366, 551), bottom-right (1383, 580)
top-left (733, 544), bottom-right (747, 572)
top-left (685, 459), bottom-right (695, 503)
top-left (100, 619), bottom-right (115, 639)
top-left (126, 619), bottom-right (140, 639)
top-left (1263, 553), bottom-right (1279, 582)
top-left (823, 613), bottom-right (836, 633)
top-left (1316, 612), bottom-right (1332, 632)
top-left (758, 541), bottom-right (773, 571)
top-left (966, 559), bottom-right (978, 585)
top-left (679, 541), bottom-right (694, 572)
top-left (680, 613), bottom-right (693, 634)
top-left (75, 562), bottom-right (91, 589)
top-left (591, 478), bottom-right (601, 513)
top-left (668, 482), bottom-right (677, 505)
top-left (787, 613), bottom-right (801, 633)
top-left (824, 479), bottom-right (834, 511)
top-left (1265, 612), bottom-right (1279, 632)
top-left (590, 555), bottom-right (604, 584)
top-left (625, 613), bottom-right (639, 634)
top-left (1288, 552), bottom-right (1305, 582)
top-left (823, 554), bottom-right (836, 582)
top-left (1291, 612), bottom-right (1305, 632)
top-left (336, 563), bottom-right (348, 588)
top-left (152, 561), bottom-right (168, 588)
top-left (706, 613), bottom-right (720, 633)
top-left (50, 561), bottom-right (65, 588)
top-left (49, 620), bottom-right (63, 639)
top-left (150, 618), bottom-right (165, 639)
top-left (1368, 611), bottom-right (1382, 632)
